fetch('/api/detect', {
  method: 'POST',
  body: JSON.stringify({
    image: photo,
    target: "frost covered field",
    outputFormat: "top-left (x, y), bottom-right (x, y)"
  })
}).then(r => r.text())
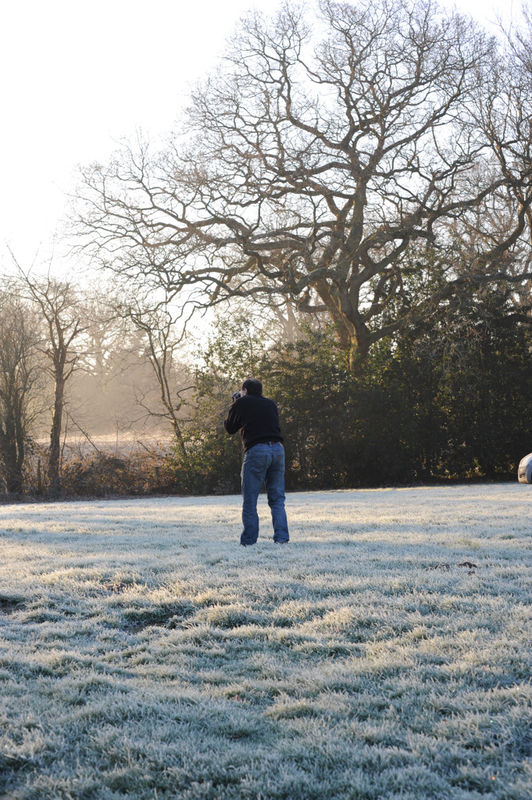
top-left (0, 485), bottom-right (530, 800)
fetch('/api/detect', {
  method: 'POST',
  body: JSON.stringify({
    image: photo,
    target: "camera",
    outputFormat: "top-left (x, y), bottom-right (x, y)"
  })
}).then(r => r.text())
top-left (232, 391), bottom-right (242, 402)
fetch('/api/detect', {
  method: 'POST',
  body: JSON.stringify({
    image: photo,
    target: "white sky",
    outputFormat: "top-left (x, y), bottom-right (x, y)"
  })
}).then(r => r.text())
top-left (0, 0), bottom-right (519, 274)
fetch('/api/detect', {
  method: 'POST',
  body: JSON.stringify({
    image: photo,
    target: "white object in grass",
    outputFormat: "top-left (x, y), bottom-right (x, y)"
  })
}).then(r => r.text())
top-left (517, 452), bottom-right (532, 483)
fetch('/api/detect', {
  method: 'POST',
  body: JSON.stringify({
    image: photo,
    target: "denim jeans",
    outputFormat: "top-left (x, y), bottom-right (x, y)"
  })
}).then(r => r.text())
top-left (241, 442), bottom-right (289, 545)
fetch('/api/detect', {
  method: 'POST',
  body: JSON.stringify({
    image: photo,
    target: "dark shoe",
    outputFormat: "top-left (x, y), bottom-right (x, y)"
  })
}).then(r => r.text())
top-left (274, 539), bottom-right (289, 544)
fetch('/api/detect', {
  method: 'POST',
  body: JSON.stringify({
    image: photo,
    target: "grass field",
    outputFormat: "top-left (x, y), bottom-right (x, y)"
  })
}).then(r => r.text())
top-left (0, 485), bottom-right (530, 799)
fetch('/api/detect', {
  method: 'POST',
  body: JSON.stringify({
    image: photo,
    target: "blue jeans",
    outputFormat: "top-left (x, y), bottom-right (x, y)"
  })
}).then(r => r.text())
top-left (241, 442), bottom-right (289, 545)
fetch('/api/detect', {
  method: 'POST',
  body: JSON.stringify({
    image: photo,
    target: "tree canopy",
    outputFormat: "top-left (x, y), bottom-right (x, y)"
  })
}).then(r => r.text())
top-left (75, 0), bottom-right (531, 368)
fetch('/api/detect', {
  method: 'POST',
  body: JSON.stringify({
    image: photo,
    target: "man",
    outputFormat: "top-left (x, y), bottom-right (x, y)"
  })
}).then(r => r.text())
top-left (224, 378), bottom-right (289, 546)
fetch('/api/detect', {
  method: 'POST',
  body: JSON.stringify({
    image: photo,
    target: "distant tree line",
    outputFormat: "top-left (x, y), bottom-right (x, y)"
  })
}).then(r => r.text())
top-left (0, 272), bottom-right (192, 497)
top-left (0, 266), bottom-right (530, 497)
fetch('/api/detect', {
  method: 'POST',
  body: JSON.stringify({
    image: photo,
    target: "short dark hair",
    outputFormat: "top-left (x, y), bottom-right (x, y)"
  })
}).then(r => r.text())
top-left (242, 378), bottom-right (263, 396)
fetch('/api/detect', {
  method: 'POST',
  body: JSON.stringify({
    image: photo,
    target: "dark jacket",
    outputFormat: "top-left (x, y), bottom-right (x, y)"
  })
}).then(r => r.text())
top-left (224, 394), bottom-right (283, 451)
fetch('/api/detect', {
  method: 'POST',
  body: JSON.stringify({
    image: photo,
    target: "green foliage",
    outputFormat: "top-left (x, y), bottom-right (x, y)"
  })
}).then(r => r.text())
top-left (263, 330), bottom-right (354, 488)
top-left (175, 296), bottom-right (531, 490)
top-left (170, 431), bottom-right (242, 495)
top-left (429, 293), bottom-right (532, 479)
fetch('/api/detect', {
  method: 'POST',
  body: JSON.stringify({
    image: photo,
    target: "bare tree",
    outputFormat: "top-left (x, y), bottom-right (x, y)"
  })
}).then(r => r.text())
top-left (75, 0), bottom-right (532, 369)
top-left (16, 271), bottom-right (86, 494)
top-left (120, 292), bottom-right (193, 459)
top-left (0, 290), bottom-right (42, 493)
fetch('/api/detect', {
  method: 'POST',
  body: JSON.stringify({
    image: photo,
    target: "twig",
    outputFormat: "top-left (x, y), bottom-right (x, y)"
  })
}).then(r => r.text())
top-left (64, 411), bottom-right (104, 456)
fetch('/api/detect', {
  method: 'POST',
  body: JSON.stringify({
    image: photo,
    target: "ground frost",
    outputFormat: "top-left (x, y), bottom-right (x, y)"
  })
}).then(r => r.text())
top-left (0, 484), bottom-right (530, 799)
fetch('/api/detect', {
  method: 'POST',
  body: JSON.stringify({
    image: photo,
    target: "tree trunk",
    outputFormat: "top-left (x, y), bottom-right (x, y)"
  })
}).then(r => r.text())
top-left (170, 415), bottom-right (188, 462)
top-left (49, 376), bottom-right (65, 495)
top-left (348, 330), bottom-right (372, 372)
top-left (0, 418), bottom-right (24, 493)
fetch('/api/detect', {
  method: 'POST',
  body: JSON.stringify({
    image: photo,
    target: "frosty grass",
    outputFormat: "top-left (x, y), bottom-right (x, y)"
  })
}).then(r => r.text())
top-left (0, 484), bottom-right (530, 800)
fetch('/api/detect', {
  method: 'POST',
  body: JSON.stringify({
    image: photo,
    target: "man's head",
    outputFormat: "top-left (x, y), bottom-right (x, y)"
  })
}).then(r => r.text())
top-left (242, 378), bottom-right (263, 396)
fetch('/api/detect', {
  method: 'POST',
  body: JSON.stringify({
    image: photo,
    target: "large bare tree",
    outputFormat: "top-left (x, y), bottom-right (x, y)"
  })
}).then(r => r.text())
top-left (75, 0), bottom-right (532, 368)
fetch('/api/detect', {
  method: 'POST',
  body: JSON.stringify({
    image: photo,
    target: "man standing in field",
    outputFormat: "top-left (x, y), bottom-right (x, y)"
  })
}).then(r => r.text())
top-left (224, 378), bottom-right (290, 546)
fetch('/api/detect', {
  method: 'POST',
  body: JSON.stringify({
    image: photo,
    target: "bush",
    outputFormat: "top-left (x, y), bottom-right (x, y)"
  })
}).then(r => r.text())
top-left (59, 451), bottom-right (178, 497)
